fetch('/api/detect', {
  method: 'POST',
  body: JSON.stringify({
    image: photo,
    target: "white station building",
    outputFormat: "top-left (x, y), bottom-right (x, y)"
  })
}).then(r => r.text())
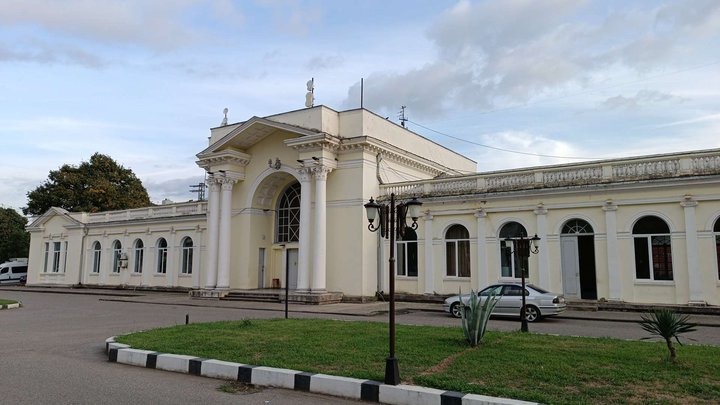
top-left (26, 105), bottom-right (720, 306)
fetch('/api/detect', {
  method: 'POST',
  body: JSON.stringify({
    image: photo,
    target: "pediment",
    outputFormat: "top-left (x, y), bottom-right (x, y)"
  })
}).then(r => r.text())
top-left (198, 116), bottom-right (320, 156)
top-left (26, 207), bottom-right (85, 231)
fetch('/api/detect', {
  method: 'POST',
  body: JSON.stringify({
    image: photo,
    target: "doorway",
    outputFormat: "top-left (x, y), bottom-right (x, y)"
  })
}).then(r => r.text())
top-left (560, 220), bottom-right (597, 300)
top-left (286, 248), bottom-right (298, 290)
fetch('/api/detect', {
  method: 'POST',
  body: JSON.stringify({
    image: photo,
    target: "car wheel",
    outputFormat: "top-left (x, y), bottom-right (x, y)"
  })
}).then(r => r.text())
top-left (524, 305), bottom-right (541, 322)
top-left (450, 302), bottom-right (463, 318)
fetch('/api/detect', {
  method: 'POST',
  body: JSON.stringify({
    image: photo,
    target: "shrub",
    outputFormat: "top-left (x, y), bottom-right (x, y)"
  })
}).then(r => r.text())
top-left (460, 287), bottom-right (501, 347)
top-left (638, 308), bottom-right (697, 363)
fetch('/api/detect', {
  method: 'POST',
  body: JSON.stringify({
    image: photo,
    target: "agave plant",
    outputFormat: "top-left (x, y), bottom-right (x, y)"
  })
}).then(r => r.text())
top-left (460, 286), bottom-right (501, 347)
top-left (638, 308), bottom-right (697, 363)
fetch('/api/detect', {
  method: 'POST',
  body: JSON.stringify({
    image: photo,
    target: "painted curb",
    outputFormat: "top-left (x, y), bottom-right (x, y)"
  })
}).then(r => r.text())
top-left (0, 302), bottom-right (21, 309)
top-left (105, 337), bottom-right (537, 405)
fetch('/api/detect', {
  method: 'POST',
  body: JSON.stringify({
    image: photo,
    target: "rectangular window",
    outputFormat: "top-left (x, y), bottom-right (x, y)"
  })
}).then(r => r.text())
top-left (43, 242), bottom-right (50, 272)
top-left (500, 241), bottom-right (512, 277)
top-left (446, 241), bottom-right (457, 277)
top-left (651, 236), bottom-right (673, 280)
top-left (634, 237), bottom-right (650, 279)
top-left (181, 246), bottom-right (193, 274)
top-left (62, 242), bottom-right (68, 273)
top-left (716, 235), bottom-right (720, 280)
top-left (458, 240), bottom-right (471, 277)
top-left (396, 243), bottom-right (407, 276)
top-left (157, 248), bottom-right (167, 274)
top-left (52, 242), bottom-right (61, 273)
top-left (134, 248), bottom-right (143, 273)
top-left (92, 250), bottom-right (101, 273)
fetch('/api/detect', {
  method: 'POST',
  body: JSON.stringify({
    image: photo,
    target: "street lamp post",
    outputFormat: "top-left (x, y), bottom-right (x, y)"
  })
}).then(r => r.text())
top-left (364, 193), bottom-right (422, 385)
top-left (504, 234), bottom-right (541, 333)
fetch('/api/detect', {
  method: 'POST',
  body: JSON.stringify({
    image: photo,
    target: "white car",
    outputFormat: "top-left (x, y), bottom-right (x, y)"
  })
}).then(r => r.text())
top-left (443, 283), bottom-right (566, 322)
top-left (0, 258), bottom-right (28, 284)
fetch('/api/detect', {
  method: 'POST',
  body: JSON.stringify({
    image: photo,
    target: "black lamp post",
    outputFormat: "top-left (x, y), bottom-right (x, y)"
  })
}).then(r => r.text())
top-left (364, 193), bottom-right (422, 385)
top-left (504, 234), bottom-right (540, 333)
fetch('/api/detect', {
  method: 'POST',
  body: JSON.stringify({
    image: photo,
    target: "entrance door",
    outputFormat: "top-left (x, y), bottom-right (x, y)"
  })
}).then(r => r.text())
top-left (286, 248), bottom-right (298, 290)
top-left (560, 236), bottom-right (580, 298)
top-left (258, 248), bottom-right (266, 288)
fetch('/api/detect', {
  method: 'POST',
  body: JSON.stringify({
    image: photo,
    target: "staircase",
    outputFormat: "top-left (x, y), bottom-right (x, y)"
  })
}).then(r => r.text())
top-left (221, 289), bottom-right (281, 303)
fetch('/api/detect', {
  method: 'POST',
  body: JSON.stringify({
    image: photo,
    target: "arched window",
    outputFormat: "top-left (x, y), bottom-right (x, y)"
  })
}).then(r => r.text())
top-left (276, 182), bottom-right (301, 243)
top-left (633, 216), bottom-right (672, 281)
top-left (92, 241), bottom-right (102, 273)
top-left (156, 238), bottom-right (168, 274)
top-left (181, 237), bottom-right (194, 274)
top-left (446, 225), bottom-right (470, 277)
top-left (499, 222), bottom-right (528, 278)
top-left (112, 240), bottom-right (122, 273)
top-left (397, 227), bottom-right (418, 277)
top-left (561, 219), bottom-right (594, 234)
top-left (133, 239), bottom-right (144, 274)
top-left (714, 217), bottom-right (720, 281)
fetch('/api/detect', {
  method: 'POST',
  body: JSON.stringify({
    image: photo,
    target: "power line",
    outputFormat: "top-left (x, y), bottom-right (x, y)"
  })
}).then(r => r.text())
top-left (408, 119), bottom-right (598, 160)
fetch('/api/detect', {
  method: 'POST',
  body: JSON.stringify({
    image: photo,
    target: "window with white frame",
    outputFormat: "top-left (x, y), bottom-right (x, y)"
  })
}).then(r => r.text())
top-left (276, 182), bottom-right (301, 243)
top-left (396, 227), bottom-right (418, 277)
top-left (499, 222), bottom-right (528, 278)
top-left (133, 239), bottom-right (144, 274)
top-left (92, 241), bottom-right (102, 273)
top-left (43, 241), bottom-right (64, 273)
top-left (181, 237), bottom-right (193, 274)
top-left (445, 224), bottom-right (470, 277)
top-left (633, 216), bottom-right (673, 281)
top-left (156, 238), bottom-right (168, 274)
top-left (714, 217), bottom-right (720, 281)
top-left (111, 240), bottom-right (122, 273)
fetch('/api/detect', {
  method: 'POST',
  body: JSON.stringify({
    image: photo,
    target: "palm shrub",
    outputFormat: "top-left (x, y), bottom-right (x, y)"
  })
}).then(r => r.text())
top-left (638, 308), bottom-right (697, 363)
top-left (460, 287), bottom-right (501, 347)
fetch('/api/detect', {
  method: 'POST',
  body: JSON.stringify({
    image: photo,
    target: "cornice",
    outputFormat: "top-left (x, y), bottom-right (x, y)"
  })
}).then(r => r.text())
top-left (196, 149), bottom-right (251, 170)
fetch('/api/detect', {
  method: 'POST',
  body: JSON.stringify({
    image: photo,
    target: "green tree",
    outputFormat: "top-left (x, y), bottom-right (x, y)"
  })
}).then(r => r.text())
top-left (0, 208), bottom-right (30, 262)
top-left (23, 153), bottom-right (151, 216)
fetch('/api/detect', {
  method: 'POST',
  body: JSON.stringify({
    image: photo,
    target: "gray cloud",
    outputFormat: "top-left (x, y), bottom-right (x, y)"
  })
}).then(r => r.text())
top-left (342, 0), bottom-right (720, 118)
top-left (0, 41), bottom-right (106, 68)
top-left (305, 55), bottom-right (344, 71)
top-left (602, 90), bottom-right (686, 110)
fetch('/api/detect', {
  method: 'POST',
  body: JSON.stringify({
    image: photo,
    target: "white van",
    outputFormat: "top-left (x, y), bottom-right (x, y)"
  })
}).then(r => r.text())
top-left (0, 258), bottom-right (28, 284)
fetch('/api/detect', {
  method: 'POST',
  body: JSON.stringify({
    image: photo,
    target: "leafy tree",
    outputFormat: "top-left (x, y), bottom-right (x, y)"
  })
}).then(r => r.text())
top-left (23, 153), bottom-right (151, 216)
top-left (0, 208), bottom-right (30, 262)
top-left (639, 309), bottom-right (697, 363)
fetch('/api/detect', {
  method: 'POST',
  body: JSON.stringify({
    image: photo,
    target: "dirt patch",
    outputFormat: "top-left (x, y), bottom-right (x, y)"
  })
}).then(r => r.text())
top-left (218, 381), bottom-right (263, 395)
top-left (416, 347), bottom-right (476, 377)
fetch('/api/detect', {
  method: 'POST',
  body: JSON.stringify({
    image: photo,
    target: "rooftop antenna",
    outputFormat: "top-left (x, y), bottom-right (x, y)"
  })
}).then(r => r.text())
top-left (360, 78), bottom-right (364, 109)
top-left (398, 105), bottom-right (407, 128)
top-left (305, 78), bottom-right (314, 108)
top-left (189, 181), bottom-right (206, 201)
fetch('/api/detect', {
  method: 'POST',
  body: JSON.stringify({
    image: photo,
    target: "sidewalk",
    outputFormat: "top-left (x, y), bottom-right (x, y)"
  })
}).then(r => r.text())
top-left (4, 285), bottom-right (720, 327)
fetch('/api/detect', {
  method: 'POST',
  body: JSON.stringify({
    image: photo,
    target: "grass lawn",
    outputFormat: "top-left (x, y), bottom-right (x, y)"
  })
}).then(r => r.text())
top-left (0, 299), bottom-right (18, 306)
top-left (117, 319), bottom-right (720, 404)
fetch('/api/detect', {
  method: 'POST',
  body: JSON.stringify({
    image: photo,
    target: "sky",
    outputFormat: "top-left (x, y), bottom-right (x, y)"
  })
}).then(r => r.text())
top-left (1, 0), bottom-right (719, 213)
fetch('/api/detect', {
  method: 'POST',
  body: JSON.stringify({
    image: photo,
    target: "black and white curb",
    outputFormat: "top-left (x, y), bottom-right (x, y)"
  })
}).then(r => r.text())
top-left (106, 337), bottom-right (537, 405)
top-left (0, 302), bottom-right (20, 309)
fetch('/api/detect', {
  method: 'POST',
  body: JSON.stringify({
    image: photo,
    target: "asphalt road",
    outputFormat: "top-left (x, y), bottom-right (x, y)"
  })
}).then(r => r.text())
top-left (0, 291), bottom-right (363, 405)
top-left (1, 289), bottom-right (718, 405)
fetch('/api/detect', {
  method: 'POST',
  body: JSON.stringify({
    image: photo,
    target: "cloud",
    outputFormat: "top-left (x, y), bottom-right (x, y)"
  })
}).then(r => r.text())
top-left (601, 90), bottom-right (686, 110)
top-left (305, 55), bottom-right (344, 71)
top-left (653, 113), bottom-right (720, 128)
top-left (0, 41), bottom-right (107, 67)
top-left (341, 0), bottom-right (720, 118)
top-left (256, 0), bottom-right (324, 36)
top-left (0, 0), bottom-right (245, 51)
top-left (143, 176), bottom-right (206, 204)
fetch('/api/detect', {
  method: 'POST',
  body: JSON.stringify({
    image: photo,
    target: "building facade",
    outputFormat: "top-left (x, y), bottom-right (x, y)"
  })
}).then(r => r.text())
top-left (26, 106), bottom-right (720, 306)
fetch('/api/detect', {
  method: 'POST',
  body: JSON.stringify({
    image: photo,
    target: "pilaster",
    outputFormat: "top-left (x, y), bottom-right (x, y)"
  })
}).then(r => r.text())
top-left (475, 210), bottom-right (488, 290)
top-left (423, 212), bottom-right (434, 294)
top-left (534, 204), bottom-right (549, 288)
top-left (681, 196), bottom-right (704, 304)
top-left (603, 200), bottom-right (621, 300)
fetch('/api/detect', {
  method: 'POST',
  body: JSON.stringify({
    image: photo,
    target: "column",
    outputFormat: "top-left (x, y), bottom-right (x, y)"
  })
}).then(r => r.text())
top-left (296, 169), bottom-right (312, 292)
top-left (311, 166), bottom-right (331, 292)
top-left (475, 210), bottom-right (488, 290)
top-left (204, 178), bottom-right (221, 288)
top-left (603, 200), bottom-right (621, 300)
top-left (682, 196), bottom-right (703, 303)
top-left (423, 212), bottom-right (434, 294)
top-left (534, 204), bottom-right (549, 287)
top-left (216, 178), bottom-right (236, 289)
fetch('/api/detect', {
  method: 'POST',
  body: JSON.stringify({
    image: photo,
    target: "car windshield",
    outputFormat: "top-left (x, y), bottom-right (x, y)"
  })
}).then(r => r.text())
top-left (528, 284), bottom-right (549, 294)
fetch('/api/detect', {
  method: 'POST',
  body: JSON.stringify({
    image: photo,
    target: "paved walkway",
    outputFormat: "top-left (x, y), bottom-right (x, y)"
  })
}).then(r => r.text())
top-left (3, 285), bottom-right (719, 326)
